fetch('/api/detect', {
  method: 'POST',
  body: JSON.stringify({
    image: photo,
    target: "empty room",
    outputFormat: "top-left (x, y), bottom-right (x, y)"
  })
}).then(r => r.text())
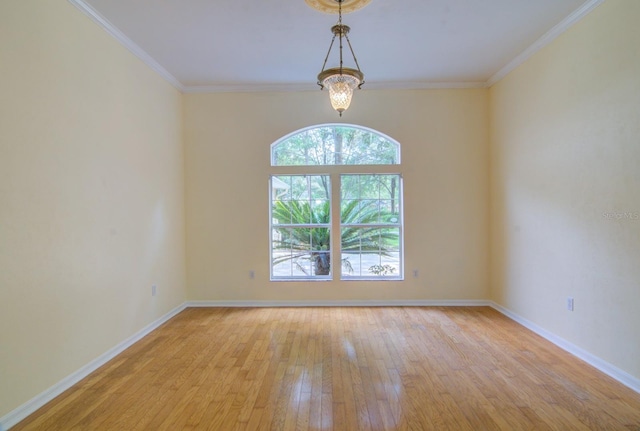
top-left (1, 0), bottom-right (639, 429)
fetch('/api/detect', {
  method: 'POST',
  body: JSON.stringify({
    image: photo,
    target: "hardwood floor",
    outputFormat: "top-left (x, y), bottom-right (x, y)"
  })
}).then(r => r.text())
top-left (13, 307), bottom-right (640, 430)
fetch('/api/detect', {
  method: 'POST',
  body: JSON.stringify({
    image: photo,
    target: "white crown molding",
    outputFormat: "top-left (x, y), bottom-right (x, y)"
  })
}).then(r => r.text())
top-left (0, 303), bottom-right (187, 431)
top-left (67, 0), bottom-right (184, 92)
top-left (364, 81), bottom-right (488, 90)
top-left (68, 0), bottom-right (603, 94)
top-left (489, 302), bottom-right (640, 394)
top-left (486, 0), bottom-right (606, 87)
top-left (182, 80), bottom-right (487, 94)
top-left (68, 0), bottom-right (484, 95)
top-left (183, 83), bottom-right (319, 94)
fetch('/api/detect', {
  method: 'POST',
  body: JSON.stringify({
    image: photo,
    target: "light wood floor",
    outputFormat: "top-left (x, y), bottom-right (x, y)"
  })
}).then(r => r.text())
top-left (13, 307), bottom-right (640, 430)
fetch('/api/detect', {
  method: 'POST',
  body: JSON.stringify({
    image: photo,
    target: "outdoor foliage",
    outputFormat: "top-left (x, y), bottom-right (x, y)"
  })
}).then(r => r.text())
top-left (270, 125), bottom-right (402, 279)
top-left (272, 199), bottom-right (397, 276)
top-left (273, 126), bottom-right (399, 166)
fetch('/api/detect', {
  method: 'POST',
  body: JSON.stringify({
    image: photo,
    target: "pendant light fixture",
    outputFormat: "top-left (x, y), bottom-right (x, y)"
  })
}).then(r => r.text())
top-left (317, 0), bottom-right (365, 116)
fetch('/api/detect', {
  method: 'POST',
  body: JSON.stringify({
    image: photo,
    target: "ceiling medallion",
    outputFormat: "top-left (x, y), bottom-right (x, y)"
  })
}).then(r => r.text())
top-left (305, 0), bottom-right (371, 14)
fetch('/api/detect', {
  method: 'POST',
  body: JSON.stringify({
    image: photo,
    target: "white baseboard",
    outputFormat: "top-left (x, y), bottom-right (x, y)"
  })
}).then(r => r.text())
top-left (4, 299), bottom-right (637, 430)
top-left (490, 302), bottom-right (640, 394)
top-left (0, 303), bottom-right (187, 430)
top-left (186, 299), bottom-right (492, 308)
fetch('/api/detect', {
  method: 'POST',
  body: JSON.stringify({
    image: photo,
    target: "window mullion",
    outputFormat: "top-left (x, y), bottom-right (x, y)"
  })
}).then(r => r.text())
top-left (331, 173), bottom-right (341, 280)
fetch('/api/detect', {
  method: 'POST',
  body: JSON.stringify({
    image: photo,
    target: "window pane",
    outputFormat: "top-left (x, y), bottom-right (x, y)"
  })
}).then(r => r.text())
top-left (341, 175), bottom-right (359, 200)
top-left (341, 227), bottom-right (400, 278)
top-left (310, 201), bottom-right (330, 224)
top-left (272, 175), bottom-right (292, 201)
top-left (377, 175), bottom-right (391, 198)
top-left (289, 176), bottom-right (310, 200)
top-left (341, 175), bottom-right (402, 224)
top-left (270, 175), bottom-right (331, 280)
top-left (272, 200), bottom-right (314, 225)
top-left (340, 173), bottom-right (402, 279)
top-left (341, 199), bottom-right (379, 224)
top-left (359, 176), bottom-right (381, 199)
top-left (272, 125), bottom-right (400, 166)
top-left (379, 200), bottom-right (401, 223)
top-left (310, 177), bottom-right (331, 200)
top-left (271, 227), bottom-right (332, 278)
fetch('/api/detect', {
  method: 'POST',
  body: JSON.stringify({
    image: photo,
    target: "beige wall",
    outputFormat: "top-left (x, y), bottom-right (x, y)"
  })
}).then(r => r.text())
top-left (490, 0), bottom-right (640, 379)
top-left (185, 89), bottom-right (490, 302)
top-left (5, 0), bottom-right (637, 422)
top-left (0, 1), bottom-right (186, 416)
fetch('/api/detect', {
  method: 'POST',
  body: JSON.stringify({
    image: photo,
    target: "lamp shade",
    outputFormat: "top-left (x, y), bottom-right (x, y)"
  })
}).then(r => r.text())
top-left (324, 74), bottom-right (359, 113)
top-left (318, 68), bottom-right (364, 115)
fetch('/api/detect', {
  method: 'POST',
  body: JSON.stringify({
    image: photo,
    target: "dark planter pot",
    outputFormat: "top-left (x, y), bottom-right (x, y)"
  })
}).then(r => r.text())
top-left (313, 253), bottom-right (331, 276)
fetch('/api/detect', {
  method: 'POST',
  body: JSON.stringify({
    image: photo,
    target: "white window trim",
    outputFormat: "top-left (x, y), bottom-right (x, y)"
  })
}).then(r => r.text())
top-left (339, 174), bottom-right (404, 281)
top-left (269, 125), bottom-right (404, 282)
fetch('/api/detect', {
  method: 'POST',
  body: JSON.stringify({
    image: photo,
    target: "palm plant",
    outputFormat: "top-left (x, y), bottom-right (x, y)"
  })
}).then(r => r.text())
top-left (271, 199), bottom-right (397, 276)
top-left (340, 199), bottom-right (398, 253)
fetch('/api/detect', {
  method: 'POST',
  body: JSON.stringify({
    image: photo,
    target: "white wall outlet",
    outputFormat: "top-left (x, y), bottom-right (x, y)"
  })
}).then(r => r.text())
top-left (151, 285), bottom-right (157, 296)
top-left (567, 297), bottom-right (574, 311)
top-left (249, 270), bottom-right (255, 279)
top-left (413, 269), bottom-right (419, 278)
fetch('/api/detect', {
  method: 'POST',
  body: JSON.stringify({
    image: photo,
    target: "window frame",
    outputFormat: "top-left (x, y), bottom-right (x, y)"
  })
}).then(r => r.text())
top-left (269, 124), bottom-right (404, 282)
top-left (269, 174), bottom-right (333, 281)
top-left (339, 174), bottom-right (404, 281)
top-left (271, 123), bottom-right (400, 167)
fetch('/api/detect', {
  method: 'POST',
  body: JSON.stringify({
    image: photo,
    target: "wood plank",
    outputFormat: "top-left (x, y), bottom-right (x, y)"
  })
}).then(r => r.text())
top-left (12, 307), bottom-right (640, 430)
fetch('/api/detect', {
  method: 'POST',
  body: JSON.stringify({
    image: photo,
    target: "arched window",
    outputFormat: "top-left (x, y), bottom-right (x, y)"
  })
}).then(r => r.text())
top-left (271, 124), bottom-right (400, 166)
top-left (270, 124), bottom-right (403, 281)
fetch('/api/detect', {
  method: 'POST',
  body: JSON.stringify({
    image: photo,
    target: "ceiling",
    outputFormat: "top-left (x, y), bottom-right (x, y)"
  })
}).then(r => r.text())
top-left (72, 0), bottom-right (597, 92)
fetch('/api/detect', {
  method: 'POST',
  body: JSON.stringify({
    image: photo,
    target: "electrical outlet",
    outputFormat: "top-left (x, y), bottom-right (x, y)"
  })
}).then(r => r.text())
top-left (567, 297), bottom-right (574, 311)
top-left (413, 269), bottom-right (419, 278)
top-left (152, 285), bottom-right (157, 296)
top-left (249, 270), bottom-right (255, 279)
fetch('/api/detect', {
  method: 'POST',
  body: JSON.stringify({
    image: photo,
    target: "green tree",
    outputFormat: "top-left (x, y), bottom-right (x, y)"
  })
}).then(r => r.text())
top-left (273, 126), bottom-right (398, 166)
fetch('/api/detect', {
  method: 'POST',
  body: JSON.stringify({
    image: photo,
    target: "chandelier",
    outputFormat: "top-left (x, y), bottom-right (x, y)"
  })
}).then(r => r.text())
top-left (317, 0), bottom-right (365, 116)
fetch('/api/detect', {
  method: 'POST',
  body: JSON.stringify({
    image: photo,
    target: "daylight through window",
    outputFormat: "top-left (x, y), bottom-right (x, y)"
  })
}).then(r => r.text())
top-left (270, 125), bottom-right (403, 281)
